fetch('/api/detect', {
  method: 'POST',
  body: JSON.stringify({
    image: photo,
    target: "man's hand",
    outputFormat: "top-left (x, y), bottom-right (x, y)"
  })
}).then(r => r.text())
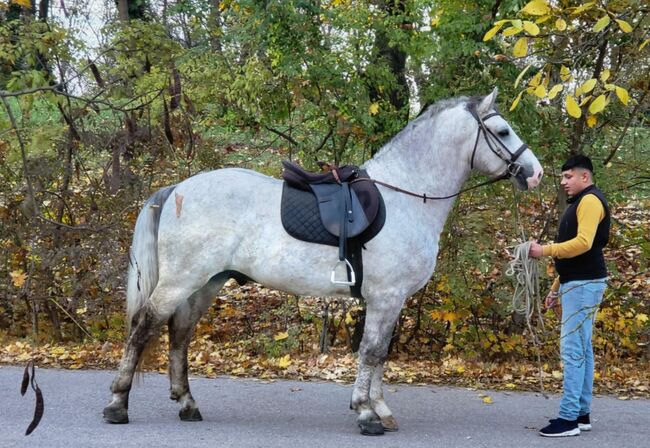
top-left (529, 241), bottom-right (543, 258)
top-left (544, 291), bottom-right (559, 310)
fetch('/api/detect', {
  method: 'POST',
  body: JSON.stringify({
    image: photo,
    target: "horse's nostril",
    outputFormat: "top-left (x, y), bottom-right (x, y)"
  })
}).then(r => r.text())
top-left (537, 172), bottom-right (542, 179)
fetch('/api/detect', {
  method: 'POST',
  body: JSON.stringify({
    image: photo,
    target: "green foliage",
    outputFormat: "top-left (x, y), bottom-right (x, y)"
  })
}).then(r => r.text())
top-left (0, 0), bottom-right (647, 370)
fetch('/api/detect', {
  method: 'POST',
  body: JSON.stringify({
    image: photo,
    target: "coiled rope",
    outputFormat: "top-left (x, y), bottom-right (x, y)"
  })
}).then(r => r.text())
top-left (506, 240), bottom-right (548, 397)
top-left (506, 241), bottom-right (543, 324)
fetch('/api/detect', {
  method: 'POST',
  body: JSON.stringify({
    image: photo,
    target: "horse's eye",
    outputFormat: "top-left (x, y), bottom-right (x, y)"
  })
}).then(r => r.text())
top-left (497, 129), bottom-right (510, 137)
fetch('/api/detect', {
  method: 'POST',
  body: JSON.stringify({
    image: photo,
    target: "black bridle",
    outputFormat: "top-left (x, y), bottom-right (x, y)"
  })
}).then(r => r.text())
top-left (354, 108), bottom-right (531, 202)
top-left (468, 109), bottom-right (529, 180)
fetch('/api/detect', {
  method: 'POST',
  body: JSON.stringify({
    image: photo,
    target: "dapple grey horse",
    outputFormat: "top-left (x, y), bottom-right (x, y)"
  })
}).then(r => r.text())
top-left (103, 89), bottom-right (543, 435)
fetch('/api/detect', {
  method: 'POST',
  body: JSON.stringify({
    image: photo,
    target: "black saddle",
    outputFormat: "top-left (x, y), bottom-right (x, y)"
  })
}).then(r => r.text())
top-left (280, 161), bottom-right (385, 296)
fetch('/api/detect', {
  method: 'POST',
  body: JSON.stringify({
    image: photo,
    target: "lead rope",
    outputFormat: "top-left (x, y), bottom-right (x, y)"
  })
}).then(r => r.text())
top-left (506, 189), bottom-right (549, 398)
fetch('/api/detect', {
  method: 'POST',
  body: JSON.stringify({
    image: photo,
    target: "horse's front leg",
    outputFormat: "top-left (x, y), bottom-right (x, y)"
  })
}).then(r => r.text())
top-left (369, 364), bottom-right (398, 431)
top-left (168, 280), bottom-right (223, 421)
top-left (350, 297), bottom-right (404, 436)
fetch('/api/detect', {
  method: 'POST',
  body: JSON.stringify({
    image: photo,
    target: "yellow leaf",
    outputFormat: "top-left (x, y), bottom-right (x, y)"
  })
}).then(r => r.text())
top-left (510, 91), bottom-right (525, 111)
top-left (615, 86), bottom-right (629, 105)
top-left (50, 346), bottom-right (66, 356)
top-left (641, 39), bottom-right (650, 51)
top-left (528, 71), bottom-right (542, 87)
top-left (430, 17), bottom-right (440, 27)
top-left (274, 331), bottom-right (289, 341)
top-left (456, 366), bottom-right (465, 374)
top-left (514, 65), bottom-right (532, 89)
top-left (277, 354), bottom-right (291, 369)
top-left (604, 83), bottom-right (616, 91)
top-left (588, 94), bottom-right (607, 114)
top-left (600, 69), bottom-right (610, 83)
top-left (513, 38), bottom-right (528, 57)
top-left (535, 15), bottom-right (551, 24)
top-left (523, 21), bottom-right (540, 36)
top-left (345, 312), bottom-right (355, 325)
top-left (505, 383), bottom-right (516, 389)
top-left (593, 15), bottom-right (611, 32)
top-left (533, 85), bottom-right (546, 98)
top-left (548, 84), bottom-right (563, 99)
top-left (615, 19), bottom-right (632, 33)
top-left (571, 2), bottom-right (595, 15)
top-left (369, 102), bottom-right (379, 115)
top-left (11, 0), bottom-right (33, 8)
top-left (10, 270), bottom-right (27, 288)
top-left (552, 370), bottom-right (563, 379)
top-left (580, 78), bottom-right (597, 94)
top-left (637, 313), bottom-right (649, 324)
top-left (579, 95), bottom-right (592, 106)
top-left (555, 18), bottom-right (567, 31)
top-left (566, 95), bottom-right (582, 118)
top-left (520, 0), bottom-right (550, 16)
top-left (586, 115), bottom-right (597, 128)
top-left (482, 396), bottom-right (493, 404)
top-left (502, 26), bottom-right (523, 37)
top-left (560, 65), bottom-right (571, 82)
top-left (483, 24), bottom-right (504, 41)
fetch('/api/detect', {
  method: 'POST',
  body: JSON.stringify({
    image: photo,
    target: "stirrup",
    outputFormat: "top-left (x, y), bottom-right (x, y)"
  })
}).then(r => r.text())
top-left (330, 259), bottom-right (356, 286)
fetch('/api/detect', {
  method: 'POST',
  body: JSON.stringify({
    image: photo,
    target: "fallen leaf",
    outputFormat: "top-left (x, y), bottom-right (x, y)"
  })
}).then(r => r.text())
top-left (274, 332), bottom-right (289, 341)
top-left (10, 270), bottom-right (27, 288)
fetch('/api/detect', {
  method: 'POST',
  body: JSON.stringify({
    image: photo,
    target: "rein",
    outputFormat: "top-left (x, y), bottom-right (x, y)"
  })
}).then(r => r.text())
top-left (352, 174), bottom-right (508, 202)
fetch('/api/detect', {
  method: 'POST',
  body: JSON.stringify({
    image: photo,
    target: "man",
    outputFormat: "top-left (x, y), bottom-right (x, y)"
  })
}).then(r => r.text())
top-left (529, 154), bottom-right (610, 437)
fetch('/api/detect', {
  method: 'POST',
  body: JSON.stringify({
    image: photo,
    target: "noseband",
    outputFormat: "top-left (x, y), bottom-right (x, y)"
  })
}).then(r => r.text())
top-left (469, 109), bottom-right (529, 180)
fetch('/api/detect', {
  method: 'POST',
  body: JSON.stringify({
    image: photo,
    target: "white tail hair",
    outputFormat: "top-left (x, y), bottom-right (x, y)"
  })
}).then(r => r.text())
top-left (126, 186), bottom-right (175, 329)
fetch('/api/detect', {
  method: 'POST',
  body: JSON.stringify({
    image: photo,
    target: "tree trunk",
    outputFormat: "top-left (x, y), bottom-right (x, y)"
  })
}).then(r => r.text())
top-left (117, 0), bottom-right (129, 21)
top-left (368, 0), bottom-right (410, 156)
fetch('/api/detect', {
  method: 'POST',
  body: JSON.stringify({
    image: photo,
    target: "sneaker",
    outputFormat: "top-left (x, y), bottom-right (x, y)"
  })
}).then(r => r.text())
top-left (539, 418), bottom-right (580, 437)
top-left (577, 414), bottom-right (591, 431)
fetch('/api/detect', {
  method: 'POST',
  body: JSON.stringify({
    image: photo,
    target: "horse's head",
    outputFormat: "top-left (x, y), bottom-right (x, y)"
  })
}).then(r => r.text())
top-left (463, 88), bottom-right (543, 190)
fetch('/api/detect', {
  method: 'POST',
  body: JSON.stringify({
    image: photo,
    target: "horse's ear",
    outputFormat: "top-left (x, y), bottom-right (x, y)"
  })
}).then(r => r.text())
top-left (477, 87), bottom-right (498, 115)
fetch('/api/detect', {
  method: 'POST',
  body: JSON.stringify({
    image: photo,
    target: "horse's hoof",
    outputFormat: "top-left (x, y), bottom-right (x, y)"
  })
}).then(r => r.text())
top-left (179, 407), bottom-right (203, 421)
top-left (358, 419), bottom-right (385, 436)
top-left (381, 415), bottom-right (399, 432)
top-left (103, 405), bottom-right (129, 424)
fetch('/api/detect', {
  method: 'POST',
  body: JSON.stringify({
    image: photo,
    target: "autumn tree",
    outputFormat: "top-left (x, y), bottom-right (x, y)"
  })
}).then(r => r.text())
top-left (484, 0), bottom-right (649, 157)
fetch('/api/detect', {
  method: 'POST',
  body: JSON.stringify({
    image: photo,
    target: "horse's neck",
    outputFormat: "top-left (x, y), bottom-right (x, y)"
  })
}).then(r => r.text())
top-left (364, 130), bottom-right (471, 207)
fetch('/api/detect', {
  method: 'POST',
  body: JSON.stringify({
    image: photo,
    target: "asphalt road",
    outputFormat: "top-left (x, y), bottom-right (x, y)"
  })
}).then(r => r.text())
top-left (1, 365), bottom-right (648, 448)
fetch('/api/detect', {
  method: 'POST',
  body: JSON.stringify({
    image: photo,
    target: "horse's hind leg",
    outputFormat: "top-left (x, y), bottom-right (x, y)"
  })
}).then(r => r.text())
top-left (168, 277), bottom-right (226, 421)
top-left (350, 296), bottom-right (404, 436)
top-left (103, 304), bottom-right (165, 423)
top-left (103, 284), bottom-right (197, 424)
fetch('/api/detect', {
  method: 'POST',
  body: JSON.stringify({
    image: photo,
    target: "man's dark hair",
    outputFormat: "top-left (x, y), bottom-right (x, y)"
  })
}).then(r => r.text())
top-left (562, 154), bottom-right (594, 173)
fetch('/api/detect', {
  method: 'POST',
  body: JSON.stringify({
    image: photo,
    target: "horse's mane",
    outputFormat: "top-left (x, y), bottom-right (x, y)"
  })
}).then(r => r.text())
top-left (375, 96), bottom-right (469, 153)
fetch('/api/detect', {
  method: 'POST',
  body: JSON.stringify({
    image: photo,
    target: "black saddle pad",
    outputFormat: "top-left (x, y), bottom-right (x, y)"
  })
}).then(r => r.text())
top-left (281, 182), bottom-right (386, 247)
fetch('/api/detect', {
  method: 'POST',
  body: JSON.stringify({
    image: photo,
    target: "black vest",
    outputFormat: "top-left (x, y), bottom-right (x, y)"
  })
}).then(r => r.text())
top-left (554, 185), bottom-right (610, 284)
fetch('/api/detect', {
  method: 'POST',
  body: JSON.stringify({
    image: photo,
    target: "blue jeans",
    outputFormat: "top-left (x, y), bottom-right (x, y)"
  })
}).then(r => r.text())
top-left (558, 278), bottom-right (607, 421)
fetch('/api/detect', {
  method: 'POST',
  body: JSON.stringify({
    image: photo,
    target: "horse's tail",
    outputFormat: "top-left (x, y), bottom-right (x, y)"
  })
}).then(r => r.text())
top-left (126, 186), bottom-right (176, 330)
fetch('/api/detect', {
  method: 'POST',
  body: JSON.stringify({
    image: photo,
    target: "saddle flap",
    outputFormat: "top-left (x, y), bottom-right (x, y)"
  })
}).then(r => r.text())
top-left (310, 183), bottom-right (370, 238)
